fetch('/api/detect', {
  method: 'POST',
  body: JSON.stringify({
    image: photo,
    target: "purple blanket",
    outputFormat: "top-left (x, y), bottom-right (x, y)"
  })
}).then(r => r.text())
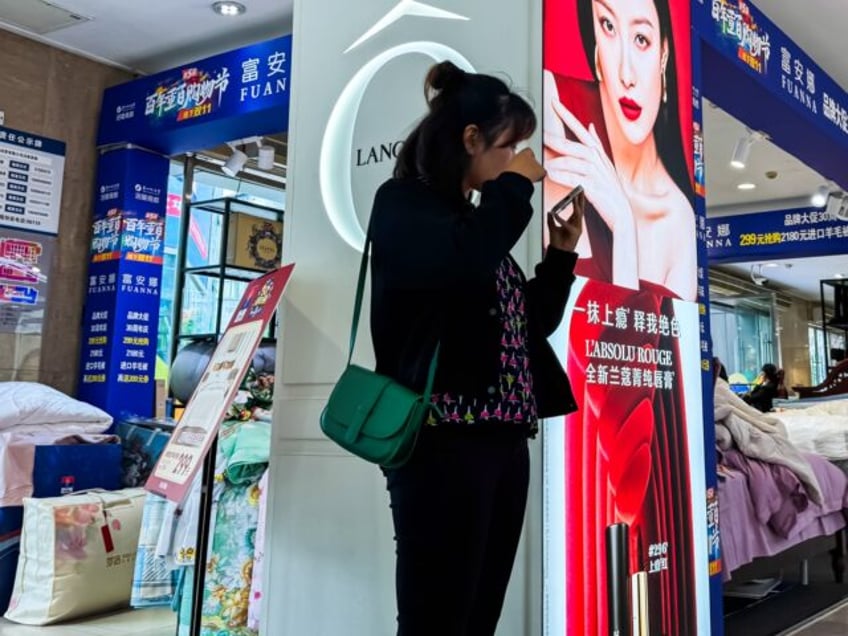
top-left (720, 448), bottom-right (809, 538)
top-left (719, 451), bottom-right (848, 581)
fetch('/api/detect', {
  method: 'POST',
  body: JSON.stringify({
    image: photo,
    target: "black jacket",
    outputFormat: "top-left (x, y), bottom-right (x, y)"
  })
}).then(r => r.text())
top-left (368, 171), bottom-right (578, 419)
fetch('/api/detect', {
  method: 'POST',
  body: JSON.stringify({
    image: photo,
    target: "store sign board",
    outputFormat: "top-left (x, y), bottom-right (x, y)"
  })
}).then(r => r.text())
top-left (0, 126), bottom-right (66, 235)
top-left (694, 0), bottom-right (848, 147)
top-left (706, 207), bottom-right (848, 263)
top-left (98, 36), bottom-right (292, 155)
top-left (78, 149), bottom-right (169, 421)
top-left (145, 264), bottom-right (293, 505)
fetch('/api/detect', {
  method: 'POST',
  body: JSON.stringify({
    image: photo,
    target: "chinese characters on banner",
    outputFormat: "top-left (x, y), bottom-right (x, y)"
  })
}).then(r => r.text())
top-left (146, 264), bottom-right (294, 505)
top-left (696, 0), bottom-right (848, 140)
top-left (98, 37), bottom-right (292, 156)
top-left (77, 149), bottom-right (169, 421)
top-left (542, 1), bottom-right (712, 634)
top-left (706, 207), bottom-right (848, 263)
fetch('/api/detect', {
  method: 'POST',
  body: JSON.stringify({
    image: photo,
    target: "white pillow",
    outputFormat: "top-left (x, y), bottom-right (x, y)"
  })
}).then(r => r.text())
top-left (0, 383), bottom-right (112, 432)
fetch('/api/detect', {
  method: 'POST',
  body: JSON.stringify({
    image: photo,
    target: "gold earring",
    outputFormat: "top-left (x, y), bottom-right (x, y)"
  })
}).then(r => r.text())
top-left (661, 54), bottom-right (668, 104)
top-left (595, 46), bottom-right (603, 83)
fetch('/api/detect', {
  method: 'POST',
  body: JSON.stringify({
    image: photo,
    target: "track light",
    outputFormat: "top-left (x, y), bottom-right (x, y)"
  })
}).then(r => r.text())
top-left (730, 130), bottom-right (764, 170)
top-left (257, 144), bottom-right (275, 170)
top-left (812, 184), bottom-right (830, 207)
top-left (222, 146), bottom-right (248, 177)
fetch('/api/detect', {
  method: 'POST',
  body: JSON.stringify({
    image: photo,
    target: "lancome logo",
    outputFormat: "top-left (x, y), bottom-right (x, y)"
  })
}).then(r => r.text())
top-left (319, 1), bottom-right (475, 252)
top-left (355, 140), bottom-right (404, 167)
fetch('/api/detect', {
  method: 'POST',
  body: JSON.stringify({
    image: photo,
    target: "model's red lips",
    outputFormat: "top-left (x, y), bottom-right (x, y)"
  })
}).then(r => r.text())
top-left (619, 97), bottom-right (643, 122)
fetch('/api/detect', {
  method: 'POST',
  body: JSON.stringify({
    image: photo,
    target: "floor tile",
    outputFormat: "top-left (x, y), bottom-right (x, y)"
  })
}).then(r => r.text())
top-left (0, 607), bottom-right (176, 635)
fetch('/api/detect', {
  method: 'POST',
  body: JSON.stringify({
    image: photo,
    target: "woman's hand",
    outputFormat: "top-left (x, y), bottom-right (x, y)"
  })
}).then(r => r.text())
top-left (544, 99), bottom-right (634, 235)
top-left (542, 70), bottom-right (639, 290)
top-left (547, 191), bottom-right (584, 253)
top-left (506, 148), bottom-right (546, 183)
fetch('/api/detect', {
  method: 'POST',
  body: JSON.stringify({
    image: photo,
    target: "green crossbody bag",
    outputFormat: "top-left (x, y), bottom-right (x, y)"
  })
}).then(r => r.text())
top-left (319, 233), bottom-right (439, 469)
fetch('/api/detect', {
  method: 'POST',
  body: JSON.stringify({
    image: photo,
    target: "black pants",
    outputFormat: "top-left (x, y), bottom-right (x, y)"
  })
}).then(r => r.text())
top-left (383, 425), bottom-right (530, 636)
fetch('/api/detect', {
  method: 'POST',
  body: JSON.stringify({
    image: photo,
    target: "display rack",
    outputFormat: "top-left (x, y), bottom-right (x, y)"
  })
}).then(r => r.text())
top-left (169, 196), bottom-right (284, 366)
top-left (818, 278), bottom-right (848, 373)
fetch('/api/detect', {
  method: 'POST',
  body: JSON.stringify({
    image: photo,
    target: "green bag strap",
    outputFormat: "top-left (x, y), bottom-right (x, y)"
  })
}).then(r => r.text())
top-left (348, 231), bottom-right (440, 402)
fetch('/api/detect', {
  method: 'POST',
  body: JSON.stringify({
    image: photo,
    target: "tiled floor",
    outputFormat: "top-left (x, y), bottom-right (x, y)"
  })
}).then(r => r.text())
top-left (785, 601), bottom-right (848, 635)
top-left (0, 607), bottom-right (175, 635)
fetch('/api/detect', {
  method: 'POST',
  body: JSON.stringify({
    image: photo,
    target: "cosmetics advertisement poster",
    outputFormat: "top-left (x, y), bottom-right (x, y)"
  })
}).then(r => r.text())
top-left (541, 1), bottom-right (711, 635)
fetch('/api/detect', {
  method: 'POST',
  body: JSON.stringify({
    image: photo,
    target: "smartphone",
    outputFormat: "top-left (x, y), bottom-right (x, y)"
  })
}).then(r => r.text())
top-left (548, 185), bottom-right (584, 220)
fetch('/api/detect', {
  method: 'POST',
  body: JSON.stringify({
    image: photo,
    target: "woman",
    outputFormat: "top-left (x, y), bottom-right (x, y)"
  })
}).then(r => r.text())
top-left (544, 0), bottom-right (696, 301)
top-left (369, 61), bottom-right (584, 635)
top-left (743, 363), bottom-right (780, 413)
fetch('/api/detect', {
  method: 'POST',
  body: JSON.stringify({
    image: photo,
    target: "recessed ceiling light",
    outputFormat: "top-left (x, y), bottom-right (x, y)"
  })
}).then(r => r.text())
top-left (762, 263), bottom-right (780, 269)
top-left (812, 184), bottom-right (830, 207)
top-left (836, 274), bottom-right (844, 279)
top-left (212, 1), bottom-right (246, 16)
top-left (737, 182), bottom-right (756, 190)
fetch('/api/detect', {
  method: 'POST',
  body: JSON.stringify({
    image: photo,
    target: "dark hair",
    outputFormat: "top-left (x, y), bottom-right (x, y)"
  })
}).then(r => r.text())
top-left (761, 363), bottom-right (779, 384)
top-left (577, 0), bottom-right (694, 203)
top-left (394, 61), bottom-right (536, 202)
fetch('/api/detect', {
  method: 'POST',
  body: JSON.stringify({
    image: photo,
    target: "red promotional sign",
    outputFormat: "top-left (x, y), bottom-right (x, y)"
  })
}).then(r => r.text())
top-left (145, 264), bottom-right (294, 504)
top-left (542, 1), bottom-right (710, 634)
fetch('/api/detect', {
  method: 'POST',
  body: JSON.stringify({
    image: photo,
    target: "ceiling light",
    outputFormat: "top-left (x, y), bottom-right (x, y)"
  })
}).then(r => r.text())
top-left (812, 184), bottom-right (830, 207)
top-left (222, 147), bottom-right (248, 176)
top-left (730, 130), bottom-right (765, 170)
top-left (762, 263), bottom-right (780, 269)
top-left (835, 274), bottom-right (845, 279)
top-left (212, 1), bottom-right (247, 17)
top-left (737, 182), bottom-right (756, 190)
top-left (257, 145), bottom-right (275, 171)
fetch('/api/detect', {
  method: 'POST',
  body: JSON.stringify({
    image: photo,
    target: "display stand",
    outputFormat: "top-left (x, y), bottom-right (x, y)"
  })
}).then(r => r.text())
top-left (818, 278), bottom-right (848, 373)
top-left (170, 196), bottom-right (284, 365)
top-left (189, 438), bottom-right (218, 636)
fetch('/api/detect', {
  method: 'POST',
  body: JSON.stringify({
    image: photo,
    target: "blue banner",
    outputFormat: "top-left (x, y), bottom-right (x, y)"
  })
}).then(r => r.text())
top-left (706, 207), bottom-right (848, 263)
top-left (78, 148), bottom-right (169, 422)
top-left (694, 1), bottom-right (848, 148)
top-left (98, 36), bottom-right (291, 155)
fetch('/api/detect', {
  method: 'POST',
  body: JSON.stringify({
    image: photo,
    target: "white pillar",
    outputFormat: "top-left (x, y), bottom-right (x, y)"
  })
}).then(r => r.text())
top-left (265, 2), bottom-right (542, 633)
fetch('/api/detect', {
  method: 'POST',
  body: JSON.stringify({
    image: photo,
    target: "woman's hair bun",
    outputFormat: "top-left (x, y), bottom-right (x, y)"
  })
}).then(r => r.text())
top-left (425, 61), bottom-right (467, 96)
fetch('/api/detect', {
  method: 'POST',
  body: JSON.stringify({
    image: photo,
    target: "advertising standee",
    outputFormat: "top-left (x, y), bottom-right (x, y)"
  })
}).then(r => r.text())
top-left (542, 0), bottom-right (711, 634)
top-left (78, 149), bottom-right (169, 421)
top-left (146, 264), bottom-right (294, 505)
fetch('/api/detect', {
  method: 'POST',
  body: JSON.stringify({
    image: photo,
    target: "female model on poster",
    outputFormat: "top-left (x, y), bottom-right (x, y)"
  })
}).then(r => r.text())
top-left (544, 0), bottom-right (696, 301)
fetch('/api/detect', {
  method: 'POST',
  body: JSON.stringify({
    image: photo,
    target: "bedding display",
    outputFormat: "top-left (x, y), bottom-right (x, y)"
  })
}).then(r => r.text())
top-left (774, 400), bottom-right (848, 461)
top-left (0, 382), bottom-right (112, 432)
top-left (0, 383), bottom-right (138, 618)
top-left (718, 453), bottom-right (848, 578)
top-left (714, 378), bottom-right (848, 580)
top-left (4, 488), bottom-right (147, 625)
top-left (131, 493), bottom-right (177, 608)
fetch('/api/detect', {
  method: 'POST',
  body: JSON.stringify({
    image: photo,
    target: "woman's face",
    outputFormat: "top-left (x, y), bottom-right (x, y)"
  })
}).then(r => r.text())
top-left (593, 0), bottom-right (668, 146)
top-left (464, 127), bottom-right (518, 192)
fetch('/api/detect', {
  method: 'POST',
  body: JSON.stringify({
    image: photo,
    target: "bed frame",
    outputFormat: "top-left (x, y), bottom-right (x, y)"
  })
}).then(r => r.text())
top-left (793, 359), bottom-right (848, 399)
top-left (727, 529), bottom-right (847, 586)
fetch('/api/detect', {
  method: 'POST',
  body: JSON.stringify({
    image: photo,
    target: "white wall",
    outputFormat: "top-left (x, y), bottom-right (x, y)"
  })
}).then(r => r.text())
top-left (264, 1), bottom-right (544, 634)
